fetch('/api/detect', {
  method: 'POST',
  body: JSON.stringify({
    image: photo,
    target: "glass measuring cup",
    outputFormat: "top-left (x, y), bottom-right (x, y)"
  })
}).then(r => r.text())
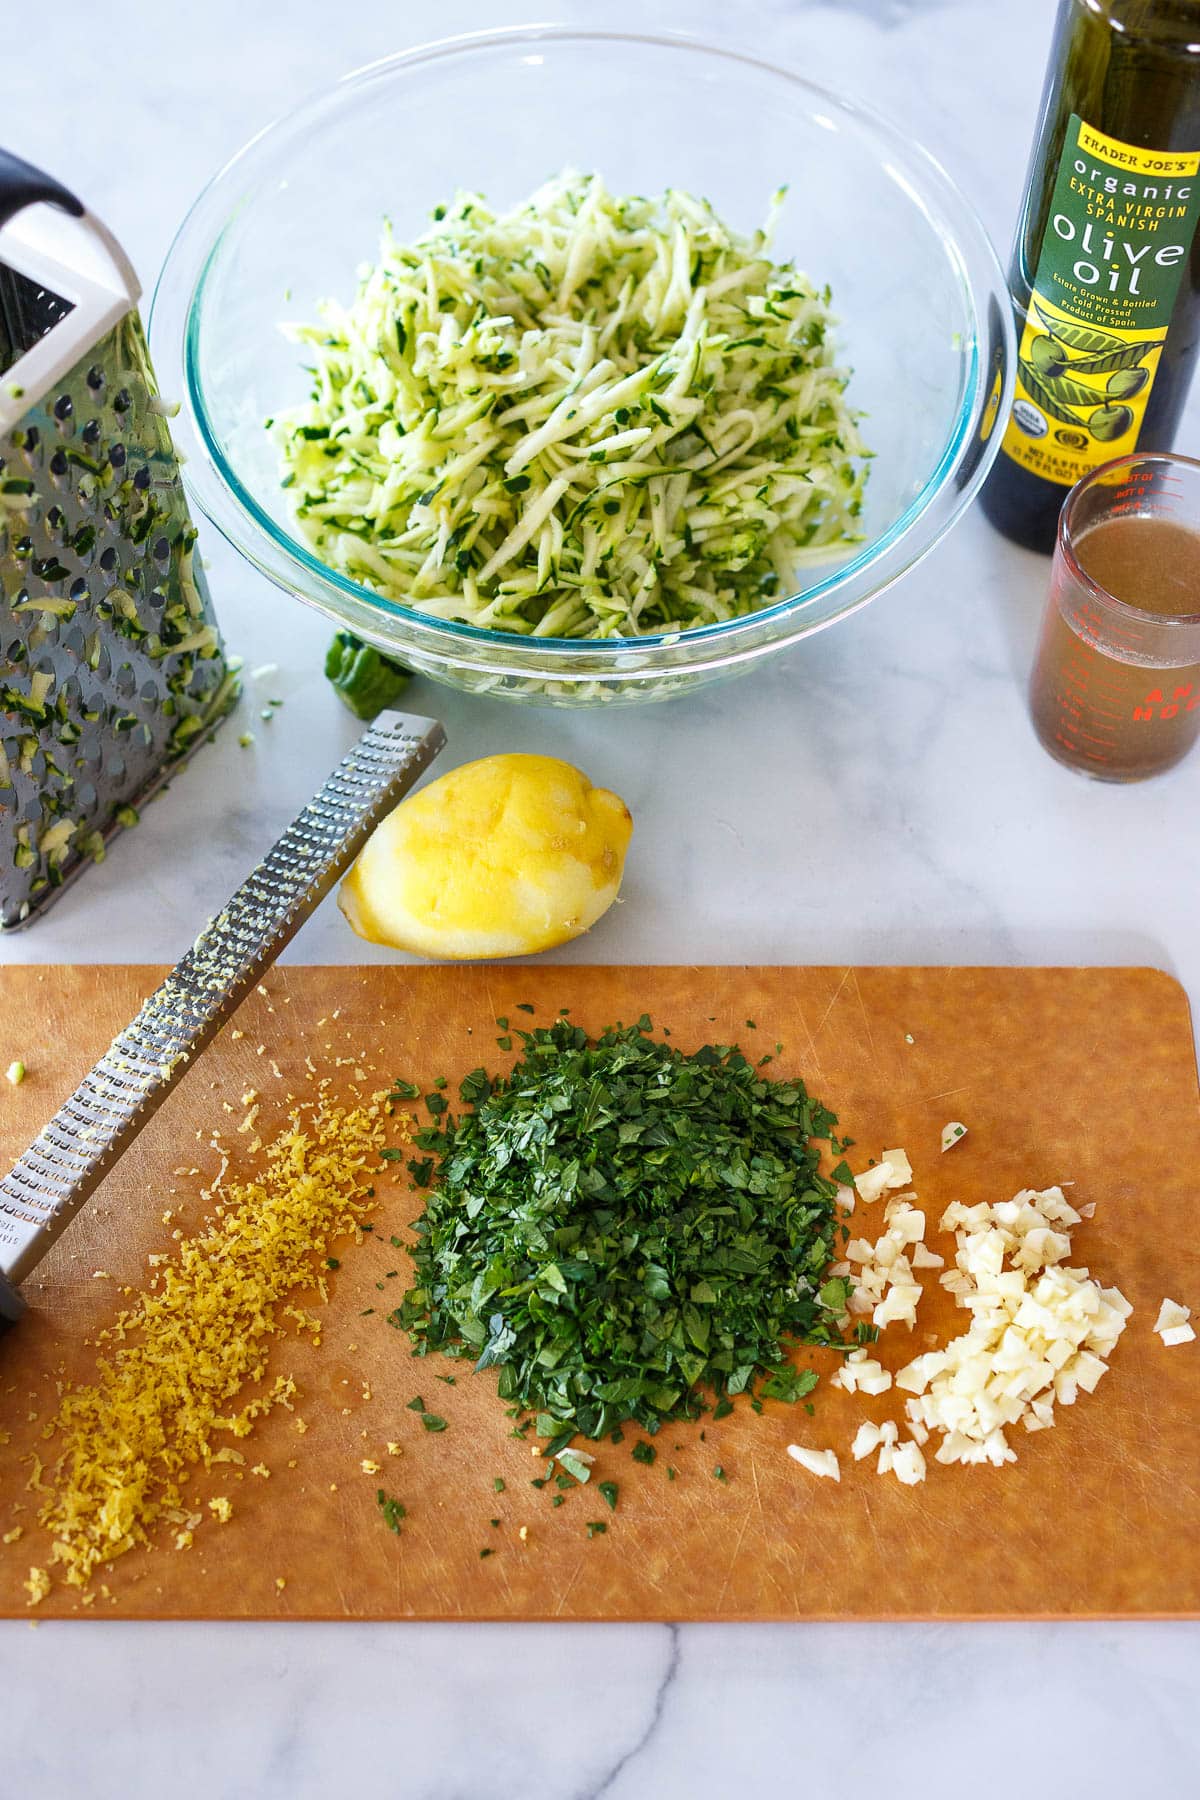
top-left (1029, 453), bottom-right (1200, 781)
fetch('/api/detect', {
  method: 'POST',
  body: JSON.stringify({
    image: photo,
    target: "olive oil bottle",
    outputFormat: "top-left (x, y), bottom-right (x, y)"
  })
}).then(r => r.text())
top-left (982, 1), bottom-right (1200, 551)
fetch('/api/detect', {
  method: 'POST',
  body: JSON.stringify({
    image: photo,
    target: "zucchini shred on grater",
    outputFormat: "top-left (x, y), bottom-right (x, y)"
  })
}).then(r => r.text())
top-left (0, 148), bottom-right (238, 930)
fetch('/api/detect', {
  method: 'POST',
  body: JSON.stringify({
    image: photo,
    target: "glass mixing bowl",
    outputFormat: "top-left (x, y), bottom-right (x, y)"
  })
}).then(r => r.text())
top-left (151, 27), bottom-right (1013, 707)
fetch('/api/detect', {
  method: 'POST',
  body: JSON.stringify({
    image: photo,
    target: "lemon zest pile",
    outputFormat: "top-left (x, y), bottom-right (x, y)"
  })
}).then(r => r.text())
top-left (28, 1095), bottom-right (399, 1600)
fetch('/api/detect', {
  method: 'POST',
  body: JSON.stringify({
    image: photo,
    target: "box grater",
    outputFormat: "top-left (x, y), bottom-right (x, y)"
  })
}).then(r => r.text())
top-left (0, 148), bottom-right (238, 930)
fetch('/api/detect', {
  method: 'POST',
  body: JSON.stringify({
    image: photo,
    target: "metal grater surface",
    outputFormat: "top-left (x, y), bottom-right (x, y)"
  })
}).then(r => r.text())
top-left (1, 310), bottom-right (238, 929)
top-left (0, 260), bottom-right (73, 368)
top-left (0, 709), bottom-right (444, 1317)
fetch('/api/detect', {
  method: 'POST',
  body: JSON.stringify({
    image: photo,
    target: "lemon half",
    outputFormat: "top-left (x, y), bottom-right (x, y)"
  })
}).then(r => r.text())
top-left (339, 753), bottom-right (632, 959)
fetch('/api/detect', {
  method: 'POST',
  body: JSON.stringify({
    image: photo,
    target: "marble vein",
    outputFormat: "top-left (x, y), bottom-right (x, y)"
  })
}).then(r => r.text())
top-left (577, 1625), bottom-right (682, 1800)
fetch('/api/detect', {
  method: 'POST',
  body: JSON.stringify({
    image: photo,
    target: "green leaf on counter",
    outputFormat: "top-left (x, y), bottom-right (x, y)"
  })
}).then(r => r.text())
top-left (324, 629), bottom-right (412, 721)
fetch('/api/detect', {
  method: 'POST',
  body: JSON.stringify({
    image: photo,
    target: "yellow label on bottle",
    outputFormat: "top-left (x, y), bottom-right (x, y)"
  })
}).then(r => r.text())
top-left (1004, 291), bottom-right (1167, 483)
top-left (1000, 115), bottom-right (1200, 486)
top-left (1075, 123), bottom-right (1199, 182)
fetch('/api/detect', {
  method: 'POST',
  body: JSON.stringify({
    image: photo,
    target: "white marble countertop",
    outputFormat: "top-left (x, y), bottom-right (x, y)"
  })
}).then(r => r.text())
top-left (3, 1), bottom-right (1198, 1793)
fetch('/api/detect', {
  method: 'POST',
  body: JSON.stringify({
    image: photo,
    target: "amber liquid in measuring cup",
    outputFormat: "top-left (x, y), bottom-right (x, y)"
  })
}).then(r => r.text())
top-left (1030, 513), bottom-right (1200, 780)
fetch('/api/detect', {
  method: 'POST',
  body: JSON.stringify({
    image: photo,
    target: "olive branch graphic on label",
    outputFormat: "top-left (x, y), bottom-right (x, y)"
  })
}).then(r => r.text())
top-left (1019, 303), bottom-right (1165, 443)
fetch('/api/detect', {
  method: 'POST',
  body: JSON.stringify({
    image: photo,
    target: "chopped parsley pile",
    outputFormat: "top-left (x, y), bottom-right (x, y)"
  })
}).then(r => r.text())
top-left (392, 1018), bottom-right (862, 1440)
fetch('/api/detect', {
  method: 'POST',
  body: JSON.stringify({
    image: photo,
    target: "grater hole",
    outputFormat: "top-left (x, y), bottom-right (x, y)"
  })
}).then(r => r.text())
top-left (109, 443), bottom-right (126, 469)
top-left (49, 449), bottom-right (68, 478)
top-left (53, 394), bottom-right (73, 423)
top-left (86, 365), bottom-right (105, 392)
top-left (152, 536), bottom-right (169, 563)
top-left (76, 780), bottom-right (97, 810)
top-left (69, 578), bottom-right (89, 603)
top-left (81, 419), bottom-right (101, 447)
top-left (140, 679), bottom-right (159, 705)
top-left (113, 389), bottom-right (131, 415)
top-left (99, 547), bottom-right (119, 574)
top-left (132, 466), bottom-right (150, 491)
top-left (46, 505), bottom-right (65, 533)
top-left (107, 752), bottom-right (126, 782)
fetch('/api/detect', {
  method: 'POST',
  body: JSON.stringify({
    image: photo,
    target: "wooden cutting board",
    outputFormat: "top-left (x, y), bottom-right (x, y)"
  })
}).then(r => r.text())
top-left (1, 964), bottom-right (1197, 1622)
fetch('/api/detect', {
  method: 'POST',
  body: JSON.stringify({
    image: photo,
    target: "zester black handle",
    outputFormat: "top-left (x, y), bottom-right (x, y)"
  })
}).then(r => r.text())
top-left (0, 147), bottom-right (84, 233)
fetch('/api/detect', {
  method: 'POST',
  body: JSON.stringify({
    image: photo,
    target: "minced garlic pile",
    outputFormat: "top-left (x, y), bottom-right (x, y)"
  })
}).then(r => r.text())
top-left (788, 1151), bottom-right (1133, 1490)
top-left (899, 1185), bottom-right (1132, 1466)
top-left (27, 1093), bottom-right (394, 1600)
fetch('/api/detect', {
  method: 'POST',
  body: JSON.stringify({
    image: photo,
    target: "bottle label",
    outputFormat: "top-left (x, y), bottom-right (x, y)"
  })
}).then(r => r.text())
top-left (1001, 114), bottom-right (1200, 487)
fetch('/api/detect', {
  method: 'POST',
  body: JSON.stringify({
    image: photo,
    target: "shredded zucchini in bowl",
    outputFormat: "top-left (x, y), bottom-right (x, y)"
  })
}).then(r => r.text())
top-left (275, 172), bottom-right (869, 640)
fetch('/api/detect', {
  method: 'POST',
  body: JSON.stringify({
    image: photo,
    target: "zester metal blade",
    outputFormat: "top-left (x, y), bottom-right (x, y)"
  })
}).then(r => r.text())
top-left (0, 708), bottom-right (445, 1322)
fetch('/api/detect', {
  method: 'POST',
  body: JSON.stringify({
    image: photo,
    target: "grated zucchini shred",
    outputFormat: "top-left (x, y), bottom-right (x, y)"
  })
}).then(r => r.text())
top-left (275, 172), bottom-right (869, 640)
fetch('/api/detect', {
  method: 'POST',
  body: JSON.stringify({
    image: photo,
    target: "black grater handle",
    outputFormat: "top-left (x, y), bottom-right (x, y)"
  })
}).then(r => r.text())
top-left (0, 147), bottom-right (84, 233)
